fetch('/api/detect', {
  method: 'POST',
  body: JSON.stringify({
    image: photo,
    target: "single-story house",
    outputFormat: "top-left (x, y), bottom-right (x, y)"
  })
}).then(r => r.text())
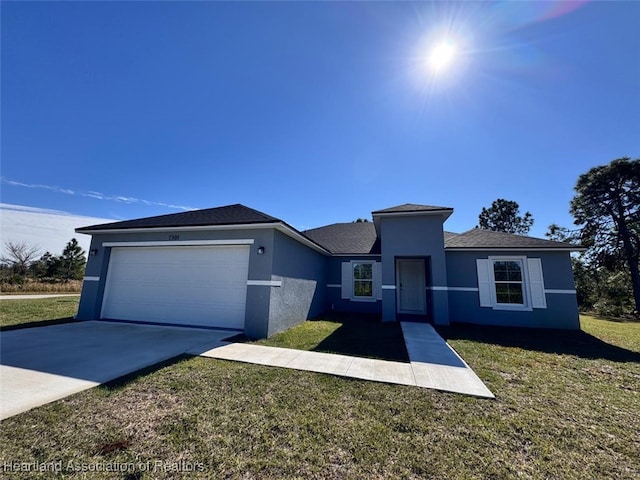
top-left (76, 203), bottom-right (583, 338)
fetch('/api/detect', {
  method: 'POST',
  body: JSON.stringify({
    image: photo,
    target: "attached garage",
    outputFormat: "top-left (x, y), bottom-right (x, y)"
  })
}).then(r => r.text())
top-left (76, 204), bottom-right (331, 338)
top-left (101, 244), bottom-right (250, 329)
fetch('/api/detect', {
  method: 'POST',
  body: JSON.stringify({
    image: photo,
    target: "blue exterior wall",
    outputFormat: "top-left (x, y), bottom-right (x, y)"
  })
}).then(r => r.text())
top-left (76, 212), bottom-right (581, 337)
top-left (445, 250), bottom-right (580, 329)
top-left (378, 215), bottom-right (450, 325)
top-left (325, 256), bottom-right (383, 315)
top-left (268, 230), bottom-right (328, 337)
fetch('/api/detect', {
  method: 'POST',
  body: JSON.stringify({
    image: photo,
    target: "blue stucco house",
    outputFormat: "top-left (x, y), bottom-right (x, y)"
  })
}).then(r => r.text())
top-left (76, 203), bottom-right (582, 339)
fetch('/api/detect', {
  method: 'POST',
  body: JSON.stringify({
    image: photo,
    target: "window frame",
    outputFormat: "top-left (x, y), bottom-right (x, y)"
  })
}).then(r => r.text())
top-left (488, 256), bottom-right (531, 311)
top-left (350, 260), bottom-right (376, 302)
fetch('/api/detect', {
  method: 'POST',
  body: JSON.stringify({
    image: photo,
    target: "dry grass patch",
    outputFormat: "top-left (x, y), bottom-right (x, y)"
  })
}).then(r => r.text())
top-left (0, 280), bottom-right (82, 293)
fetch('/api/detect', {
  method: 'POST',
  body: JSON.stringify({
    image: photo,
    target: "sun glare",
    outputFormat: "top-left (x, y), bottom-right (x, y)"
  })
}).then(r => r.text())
top-left (428, 41), bottom-right (457, 73)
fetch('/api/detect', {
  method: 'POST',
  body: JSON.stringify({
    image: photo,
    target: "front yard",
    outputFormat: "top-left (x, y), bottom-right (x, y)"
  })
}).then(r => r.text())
top-left (0, 300), bottom-right (638, 479)
top-left (0, 296), bottom-right (79, 329)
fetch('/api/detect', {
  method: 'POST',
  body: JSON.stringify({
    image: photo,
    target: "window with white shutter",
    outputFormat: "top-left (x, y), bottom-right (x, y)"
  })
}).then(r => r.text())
top-left (476, 256), bottom-right (547, 311)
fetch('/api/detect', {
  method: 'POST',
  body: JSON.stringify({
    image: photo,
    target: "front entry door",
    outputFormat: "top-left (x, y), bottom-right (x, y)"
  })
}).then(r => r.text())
top-left (396, 259), bottom-right (426, 314)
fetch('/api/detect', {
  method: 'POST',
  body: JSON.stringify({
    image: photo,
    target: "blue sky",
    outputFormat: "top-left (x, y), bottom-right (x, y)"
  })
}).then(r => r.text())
top-left (2, 1), bottom-right (639, 240)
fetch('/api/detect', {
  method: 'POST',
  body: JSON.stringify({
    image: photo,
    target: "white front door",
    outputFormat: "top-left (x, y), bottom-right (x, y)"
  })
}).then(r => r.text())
top-left (396, 259), bottom-right (426, 314)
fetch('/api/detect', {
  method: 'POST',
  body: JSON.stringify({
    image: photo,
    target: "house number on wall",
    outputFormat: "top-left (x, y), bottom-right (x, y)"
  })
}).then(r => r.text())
top-left (169, 234), bottom-right (181, 241)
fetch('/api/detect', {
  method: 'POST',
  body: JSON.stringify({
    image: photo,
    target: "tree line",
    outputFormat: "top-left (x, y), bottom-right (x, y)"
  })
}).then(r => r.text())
top-left (477, 157), bottom-right (639, 318)
top-left (0, 238), bottom-right (87, 284)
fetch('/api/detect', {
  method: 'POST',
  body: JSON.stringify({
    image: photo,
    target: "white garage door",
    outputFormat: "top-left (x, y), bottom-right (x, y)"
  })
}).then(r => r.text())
top-left (101, 245), bottom-right (250, 329)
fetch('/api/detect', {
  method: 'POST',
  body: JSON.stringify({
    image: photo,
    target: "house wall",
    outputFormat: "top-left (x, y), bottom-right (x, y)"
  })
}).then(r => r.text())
top-left (267, 230), bottom-right (328, 337)
top-left (378, 215), bottom-right (450, 324)
top-left (325, 256), bottom-right (383, 315)
top-left (445, 250), bottom-right (580, 329)
top-left (76, 228), bottom-right (277, 338)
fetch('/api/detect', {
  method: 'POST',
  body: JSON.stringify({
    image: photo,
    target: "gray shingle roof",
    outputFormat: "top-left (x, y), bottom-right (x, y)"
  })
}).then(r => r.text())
top-left (76, 203), bottom-right (580, 253)
top-left (443, 231), bottom-right (459, 243)
top-left (444, 228), bottom-right (579, 250)
top-left (77, 204), bottom-right (281, 232)
top-left (303, 222), bottom-right (380, 255)
top-left (372, 203), bottom-right (453, 214)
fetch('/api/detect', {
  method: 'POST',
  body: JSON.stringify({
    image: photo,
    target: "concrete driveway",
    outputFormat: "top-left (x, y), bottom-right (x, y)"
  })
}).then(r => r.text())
top-left (0, 321), bottom-right (232, 420)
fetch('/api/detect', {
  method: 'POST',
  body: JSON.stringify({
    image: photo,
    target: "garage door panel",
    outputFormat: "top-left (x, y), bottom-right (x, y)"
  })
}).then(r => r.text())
top-left (101, 246), bottom-right (249, 329)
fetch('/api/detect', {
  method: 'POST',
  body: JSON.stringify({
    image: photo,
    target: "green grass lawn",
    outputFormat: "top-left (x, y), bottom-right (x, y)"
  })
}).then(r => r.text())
top-left (0, 296), bottom-right (79, 329)
top-left (0, 312), bottom-right (638, 479)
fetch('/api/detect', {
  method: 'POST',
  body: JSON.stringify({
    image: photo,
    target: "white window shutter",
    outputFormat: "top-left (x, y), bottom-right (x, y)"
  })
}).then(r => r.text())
top-left (476, 259), bottom-right (493, 307)
top-left (527, 258), bottom-right (547, 309)
top-left (374, 262), bottom-right (382, 300)
top-left (341, 262), bottom-right (352, 299)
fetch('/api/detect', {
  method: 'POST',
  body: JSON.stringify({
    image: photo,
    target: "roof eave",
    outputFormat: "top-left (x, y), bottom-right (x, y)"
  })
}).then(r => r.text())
top-left (76, 221), bottom-right (331, 256)
top-left (372, 209), bottom-right (453, 219)
top-left (75, 221), bottom-right (280, 235)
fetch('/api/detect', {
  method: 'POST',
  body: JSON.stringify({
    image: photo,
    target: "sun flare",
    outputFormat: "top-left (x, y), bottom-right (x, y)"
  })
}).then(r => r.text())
top-left (428, 41), bottom-right (457, 73)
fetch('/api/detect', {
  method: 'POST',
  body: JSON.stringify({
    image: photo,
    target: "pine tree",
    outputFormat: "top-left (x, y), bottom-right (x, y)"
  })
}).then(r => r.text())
top-left (58, 238), bottom-right (86, 282)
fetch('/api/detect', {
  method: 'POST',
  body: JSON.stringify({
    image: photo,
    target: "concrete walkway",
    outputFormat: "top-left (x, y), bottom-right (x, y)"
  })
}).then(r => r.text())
top-left (0, 294), bottom-right (80, 300)
top-left (196, 322), bottom-right (494, 398)
top-left (400, 322), bottom-right (494, 398)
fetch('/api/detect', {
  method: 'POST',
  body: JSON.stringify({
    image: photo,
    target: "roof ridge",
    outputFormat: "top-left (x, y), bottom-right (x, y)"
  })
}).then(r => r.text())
top-left (303, 221), bottom-right (372, 232)
top-left (77, 203), bottom-right (282, 232)
top-left (372, 203), bottom-right (454, 214)
top-left (233, 203), bottom-right (281, 222)
top-left (449, 227), bottom-right (580, 248)
top-left (461, 227), bottom-right (559, 241)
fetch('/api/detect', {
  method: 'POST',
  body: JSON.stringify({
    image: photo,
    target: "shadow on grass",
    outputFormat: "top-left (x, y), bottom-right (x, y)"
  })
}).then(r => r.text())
top-left (584, 312), bottom-right (640, 324)
top-left (309, 313), bottom-right (409, 362)
top-left (0, 317), bottom-right (77, 332)
top-left (228, 313), bottom-right (410, 362)
top-left (97, 354), bottom-right (192, 392)
top-left (436, 323), bottom-right (640, 363)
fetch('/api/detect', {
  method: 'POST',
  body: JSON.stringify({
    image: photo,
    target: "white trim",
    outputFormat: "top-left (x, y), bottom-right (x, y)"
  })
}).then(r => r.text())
top-left (447, 287), bottom-right (479, 292)
top-left (327, 284), bottom-right (341, 288)
top-left (83, 276), bottom-right (100, 282)
top-left (381, 285), bottom-right (397, 290)
top-left (491, 304), bottom-right (533, 312)
top-left (247, 280), bottom-right (282, 287)
top-left (424, 286), bottom-right (480, 292)
top-left (545, 289), bottom-right (576, 295)
top-left (331, 254), bottom-right (381, 257)
top-left (103, 239), bottom-right (254, 247)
